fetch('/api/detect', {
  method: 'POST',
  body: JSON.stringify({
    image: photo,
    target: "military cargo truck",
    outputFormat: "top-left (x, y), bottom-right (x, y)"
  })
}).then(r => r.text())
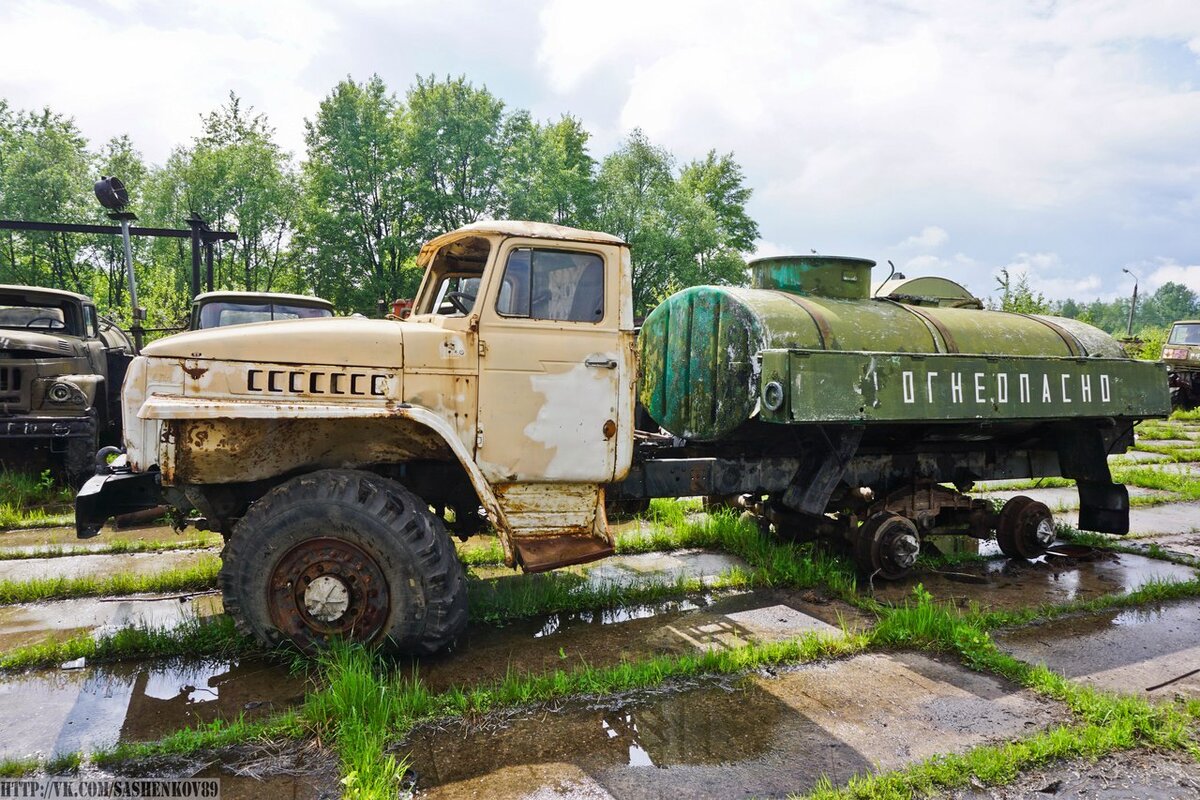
top-left (1161, 320), bottom-right (1200, 409)
top-left (76, 221), bottom-right (1169, 655)
top-left (1, 285), bottom-right (135, 486)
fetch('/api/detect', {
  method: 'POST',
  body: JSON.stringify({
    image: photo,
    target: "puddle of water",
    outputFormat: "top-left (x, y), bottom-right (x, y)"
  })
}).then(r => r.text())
top-left (997, 598), bottom-right (1200, 700)
top-left (0, 595), bottom-right (223, 651)
top-left (0, 657), bottom-right (309, 759)
top-left (875, 550), bottom-right (1196, 611)
top-left (0, 550), bottom-right (216, 583)
top-left (409, 589), bottom-right (862, 694)
top-left (405, 652), bottom-right (1065, 799)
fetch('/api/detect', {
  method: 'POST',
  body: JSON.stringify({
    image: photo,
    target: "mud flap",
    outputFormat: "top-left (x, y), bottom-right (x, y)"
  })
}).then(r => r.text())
top-left (1057, 425), bottom-right (1129, 535)
top-left (75, 469), bottom-right (162, 539)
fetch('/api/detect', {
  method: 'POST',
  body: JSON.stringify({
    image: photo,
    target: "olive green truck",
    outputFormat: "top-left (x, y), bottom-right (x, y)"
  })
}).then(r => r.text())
top-left (76, 221), bottom-right (1170, 655)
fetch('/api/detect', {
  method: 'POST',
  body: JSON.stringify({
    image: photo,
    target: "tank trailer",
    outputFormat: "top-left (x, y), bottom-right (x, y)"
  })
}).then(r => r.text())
top-left (76, 221), bottom-right (1170, 655)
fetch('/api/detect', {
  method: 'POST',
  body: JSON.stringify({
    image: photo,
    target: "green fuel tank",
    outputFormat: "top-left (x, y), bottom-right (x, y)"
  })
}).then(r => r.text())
top-left (638, 255), bottom-right (1160, 440)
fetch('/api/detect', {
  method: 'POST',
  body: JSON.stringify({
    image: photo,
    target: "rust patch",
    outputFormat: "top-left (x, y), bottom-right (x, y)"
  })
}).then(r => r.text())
top-left (603, 419), bottom-right (617, 439)
top-left (515, 534), bottom-right (615, 572)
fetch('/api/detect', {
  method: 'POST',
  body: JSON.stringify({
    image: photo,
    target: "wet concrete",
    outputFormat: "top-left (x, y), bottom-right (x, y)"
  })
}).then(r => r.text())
top-left (0, 594), bottom-right (223, 651)
top-left (1060, 501), bottom-right (1200, 537)
top-left (0, 550), bottom-right (216, 583)
top-left (974, 485), bottom-right (1174, 512)
top-left (873, 550), bottom-right (1196, 611)
top-left (414, 588), bottom-right (865, 693)
top-left (0, 657), bottom-right (308, 759)
top-left (996, 598), bottom-right (1200, 701)
top-left (405, 652), bottom-right (1067, 799)
top-left (942, 748), bottom-right (1200, 799)
top-left (1156, 461), bottom-right (1200, 477)
top-left (0, 524), bottom-right (219, 553)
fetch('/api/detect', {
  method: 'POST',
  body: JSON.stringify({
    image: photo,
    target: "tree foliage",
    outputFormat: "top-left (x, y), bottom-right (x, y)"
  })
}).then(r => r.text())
top-left (0, 77), bottom-right (761, 321)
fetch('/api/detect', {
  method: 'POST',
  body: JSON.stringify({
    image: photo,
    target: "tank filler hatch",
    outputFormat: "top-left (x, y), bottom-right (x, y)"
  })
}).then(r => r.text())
top-left (748, 255), bottom-right (875, 300)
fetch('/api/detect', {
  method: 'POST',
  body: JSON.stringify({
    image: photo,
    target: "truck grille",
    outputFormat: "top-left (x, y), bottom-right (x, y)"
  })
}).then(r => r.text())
top-left (0, 366), bottom-right (22, 401)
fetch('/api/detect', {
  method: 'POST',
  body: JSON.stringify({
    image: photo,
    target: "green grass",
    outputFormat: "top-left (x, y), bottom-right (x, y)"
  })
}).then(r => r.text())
top-left (0, 614), bottom-right (256, 671)
top-left (0, 504), bottom-right (73, 530)
top-left (0, 757), bottom-right (39, 777)
top-left (0, 537), bottom-right (220, 561)
top-left (0, 470), bottom-right (74, 530)
top-left (93, 711), bottom-right (307, 768)
top-left (0, 555), bottom-right (221, 604)
top-left (1135, 421), bottom-right (1190, 440)
top-left (1169, 408), bottom-right (1200, 421)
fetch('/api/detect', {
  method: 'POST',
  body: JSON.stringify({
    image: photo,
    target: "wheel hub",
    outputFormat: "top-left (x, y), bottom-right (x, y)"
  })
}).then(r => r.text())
top-left (885, 531), bottom-right (921, 570)
top-left (304, 575), bottom-right (351, 622)
top-left (1033, 518), bottom-right (1056, 547)
top-left (268, 537), bottom-right (391, 648)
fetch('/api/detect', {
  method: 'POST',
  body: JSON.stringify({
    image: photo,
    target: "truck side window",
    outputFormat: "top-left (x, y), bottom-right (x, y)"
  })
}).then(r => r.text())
top-left (496, 248), bottom-right (604, 323)
top-left (83, 306), bottom-right (98, 338)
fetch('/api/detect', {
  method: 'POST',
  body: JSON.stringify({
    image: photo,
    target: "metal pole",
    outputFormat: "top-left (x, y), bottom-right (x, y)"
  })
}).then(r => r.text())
top-left (190, 220), bottom-right (202, 298)
top-left (119, 218), bottom-right (144, 351)
top-left (1122, 268), bottom-right (1138, 338)
top-left (205, 238), bottom-right (215, 292)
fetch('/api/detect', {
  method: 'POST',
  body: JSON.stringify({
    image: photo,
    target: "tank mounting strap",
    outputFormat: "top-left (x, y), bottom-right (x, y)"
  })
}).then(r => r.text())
top-left (772, 291), bottom-right (833, 349)
top-left (1015, 314), bottom-right (1083, 357)
top-left (887, 301), bottom-right (957, 353)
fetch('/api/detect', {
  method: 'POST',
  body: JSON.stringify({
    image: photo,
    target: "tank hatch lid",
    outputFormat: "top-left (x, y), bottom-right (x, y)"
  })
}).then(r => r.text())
top-left (874, 275), bottom-right (983, 309)
top-left (747, 255), bottom-right (875, 300)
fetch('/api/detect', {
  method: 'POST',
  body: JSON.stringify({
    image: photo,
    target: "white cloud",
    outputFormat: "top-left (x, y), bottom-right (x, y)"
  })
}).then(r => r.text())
top-left (999, 252), bottom-right (1104, 301)
top-left (1146, 260), bottom-right (1200, 294)
top-left (895, 226), bottom-right (949, 250)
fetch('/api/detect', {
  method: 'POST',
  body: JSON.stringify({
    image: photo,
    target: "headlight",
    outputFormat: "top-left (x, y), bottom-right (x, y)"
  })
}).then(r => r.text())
top-left (47, 382), bottom-right (76, 403)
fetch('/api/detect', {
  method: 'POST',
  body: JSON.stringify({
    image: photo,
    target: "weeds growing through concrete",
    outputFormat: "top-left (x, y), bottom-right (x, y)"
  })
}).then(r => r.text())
top-left (0, 537), bottom-right (220, 561)
top-left (0, 555), bottom-right (222, 604)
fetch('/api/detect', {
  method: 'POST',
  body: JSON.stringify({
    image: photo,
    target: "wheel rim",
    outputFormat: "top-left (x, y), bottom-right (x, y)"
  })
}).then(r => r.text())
top-left (1016, 502), bottom-right (1055, 557)
top-left (268, 537), bottom-right (391, 647)
top-left (878, 521), bottom-right (921, 577)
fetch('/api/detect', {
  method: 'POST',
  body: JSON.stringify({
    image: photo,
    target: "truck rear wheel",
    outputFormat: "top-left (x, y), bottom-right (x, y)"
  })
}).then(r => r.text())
top-left (219, 469), bottom-right (468, 655)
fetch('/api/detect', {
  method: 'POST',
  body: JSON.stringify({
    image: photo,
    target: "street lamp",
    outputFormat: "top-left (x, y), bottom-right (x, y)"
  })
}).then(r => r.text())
top-left (94, 176), bottom-right (145, 349)
top-left (1121, 267), bottom-right (1139, 339)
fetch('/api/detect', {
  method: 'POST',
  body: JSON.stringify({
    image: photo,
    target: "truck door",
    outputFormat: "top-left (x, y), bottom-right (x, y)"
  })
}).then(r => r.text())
top-left (475, 242), bottom-right (625, 484)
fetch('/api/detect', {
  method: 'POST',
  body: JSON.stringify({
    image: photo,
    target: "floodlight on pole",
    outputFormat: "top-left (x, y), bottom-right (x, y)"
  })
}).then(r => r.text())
top-left (1121, 267), bottom-right (1139, 339)
top-left (95, 176), bottom-right (144, 348)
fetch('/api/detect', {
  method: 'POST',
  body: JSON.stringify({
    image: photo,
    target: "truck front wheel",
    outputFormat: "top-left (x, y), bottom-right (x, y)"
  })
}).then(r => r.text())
top-left (219, 469), bottom-right (468, 655)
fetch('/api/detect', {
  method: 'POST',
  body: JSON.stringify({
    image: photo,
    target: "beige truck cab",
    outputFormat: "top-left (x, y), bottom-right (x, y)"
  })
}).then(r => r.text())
top-left (78, 221), bottom-right (636, 654)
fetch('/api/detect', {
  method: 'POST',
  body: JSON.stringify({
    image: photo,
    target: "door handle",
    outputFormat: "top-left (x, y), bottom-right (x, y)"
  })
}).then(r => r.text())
top-left (585, 357), bottom-right (618, 369)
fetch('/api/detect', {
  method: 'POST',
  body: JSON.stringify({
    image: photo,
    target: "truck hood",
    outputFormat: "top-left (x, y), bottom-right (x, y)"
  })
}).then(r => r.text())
top-left (143, 317), bottom-right (408, 369)
top-left (0, 329), bottom-right (80, 357)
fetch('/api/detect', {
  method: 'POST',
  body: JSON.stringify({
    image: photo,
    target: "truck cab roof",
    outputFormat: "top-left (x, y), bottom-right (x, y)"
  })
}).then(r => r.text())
top-left (417, 221), bottom-right (626, 267)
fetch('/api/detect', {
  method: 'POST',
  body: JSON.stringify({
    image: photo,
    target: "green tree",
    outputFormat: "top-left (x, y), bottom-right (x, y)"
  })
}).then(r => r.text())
top-left (297, 76), bottom-right (419, 312)
top-left (402, 75), bottom-right (505, 237)
top-left (1140, 281), bottom-right (1197, 328)
top-left (993, 269), bottom-right (1049, 314)
top-left (497, 113), bottom-right (597, 226)
top-left (0, 107), bottom-right (94, 290)
top-left (144, 93), bottom-right (299, 297)
top-left (596, 130), bottom-right (758, 314)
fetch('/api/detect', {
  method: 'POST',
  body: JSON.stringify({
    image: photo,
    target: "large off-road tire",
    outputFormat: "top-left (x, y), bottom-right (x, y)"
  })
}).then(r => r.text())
top-left (64, 433), bottom-right (98, 490)
top-left (995, 496), bottom-right (1055, 560)
top-left (219, 469), bottom-right (468, 655)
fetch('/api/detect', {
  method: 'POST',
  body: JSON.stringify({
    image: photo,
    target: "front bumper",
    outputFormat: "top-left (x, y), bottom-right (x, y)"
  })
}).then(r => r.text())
top-left (75, 458), bottom-right (163, 539)
top-left (0, 414), bottom-right (96, 441)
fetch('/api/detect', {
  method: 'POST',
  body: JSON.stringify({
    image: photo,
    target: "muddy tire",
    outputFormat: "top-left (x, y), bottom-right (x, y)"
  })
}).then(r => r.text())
top-left (854, 512), bottom-right (921, 580)
top-left (220, 469), bottom-right (468, 655)
top-left (995, 496), bottom-right (1055, 560)
top-left (64, 434), bottom-right (97, 490)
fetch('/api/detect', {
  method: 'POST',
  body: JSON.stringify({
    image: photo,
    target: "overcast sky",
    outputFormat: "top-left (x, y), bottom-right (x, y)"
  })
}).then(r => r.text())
top-left (2, 0), bottom-right (1199, 303)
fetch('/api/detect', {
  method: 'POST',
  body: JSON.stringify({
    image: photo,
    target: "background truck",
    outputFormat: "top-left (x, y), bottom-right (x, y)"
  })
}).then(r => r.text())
top-left (76, 221), bottom-right (1169, 655)
top-left (189, 291), bottom-right (334, 330)
top-left (1161, 319), bottom-right (1200, 409)
top-left (0, 284), bottom-right (135, 485)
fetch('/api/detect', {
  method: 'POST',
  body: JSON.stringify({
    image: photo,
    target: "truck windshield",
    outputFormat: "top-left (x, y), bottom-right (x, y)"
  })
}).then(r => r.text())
top-left (197, 302), bottom-right (333, 329)
top-left (1168, 324), bottom-right (1200, 346)
top-left (0, 302), bottom-right (76, 334)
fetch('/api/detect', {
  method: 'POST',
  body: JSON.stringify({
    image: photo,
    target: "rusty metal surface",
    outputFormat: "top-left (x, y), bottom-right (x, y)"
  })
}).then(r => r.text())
top-left (268, 537), bottom-right (390, 649)
top-left (514, 533), bottom-right (616, 573)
